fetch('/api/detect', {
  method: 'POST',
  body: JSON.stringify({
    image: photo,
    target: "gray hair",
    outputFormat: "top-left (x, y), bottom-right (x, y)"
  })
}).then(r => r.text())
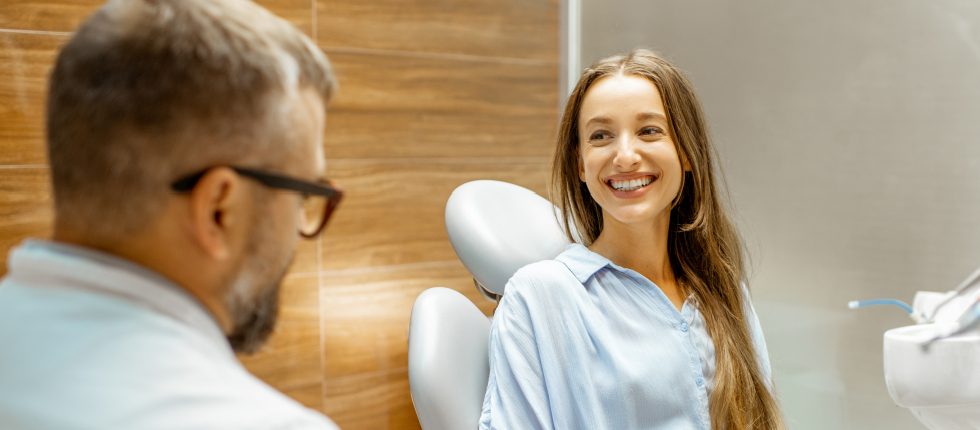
top-left (46, 0), bottom-right (336, 239)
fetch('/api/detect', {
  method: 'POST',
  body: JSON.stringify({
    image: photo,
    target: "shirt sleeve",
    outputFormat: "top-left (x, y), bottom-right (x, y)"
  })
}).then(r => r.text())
top-left (479, 279), bottom-right (555, 430)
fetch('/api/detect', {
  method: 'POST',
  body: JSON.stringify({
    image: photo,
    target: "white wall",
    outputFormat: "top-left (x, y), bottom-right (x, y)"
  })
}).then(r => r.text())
top-left (579, 1), bottom-right (980, 428)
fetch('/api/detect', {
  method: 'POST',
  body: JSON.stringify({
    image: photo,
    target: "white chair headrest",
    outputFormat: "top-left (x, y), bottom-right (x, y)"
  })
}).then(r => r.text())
top-left (445, 180), bottom-right (573, 296)
top-left (408, 287), bottom-right (490, 430)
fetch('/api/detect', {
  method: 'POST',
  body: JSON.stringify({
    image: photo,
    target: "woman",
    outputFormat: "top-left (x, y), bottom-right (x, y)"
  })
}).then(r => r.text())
top-left (479, 49), bottom-right (784, 430)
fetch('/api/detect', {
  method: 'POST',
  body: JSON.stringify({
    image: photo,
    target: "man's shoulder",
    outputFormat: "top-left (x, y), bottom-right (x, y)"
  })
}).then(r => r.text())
top-left (131, 383), bottom-right (340, 430)
top-left (0, 282), bottom-right (338, 429)
top-left (0, 357), bottom-right (339, 430)
top-left (186, 379), bottom-right (340, 430)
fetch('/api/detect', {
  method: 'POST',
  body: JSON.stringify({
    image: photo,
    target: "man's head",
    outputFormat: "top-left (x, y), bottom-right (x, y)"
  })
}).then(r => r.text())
top-left (47, 0), bottom-right (336, 353)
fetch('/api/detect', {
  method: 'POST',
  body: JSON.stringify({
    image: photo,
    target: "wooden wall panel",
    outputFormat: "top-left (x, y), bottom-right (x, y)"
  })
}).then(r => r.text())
top-left (324, 51), bottom-right (558, 159)
top-left (317, 0), bottom-right (559, 60)
top-left (322, 369), bottom-right (418, 430)
top-left (0, 33), bottom-right (63, 165)
top-left (288, 236), bottom-right (320, 276)
top-left (239, 274), bottom-right (323, 410)
top-left (0, 0), bottom-right (97, 33)
top-left (316, 0), bottom-right (558, 427)
top-left (321, 158), bottom-right (550, 271)
top-left (0, 1), bottom-right (310, 35)
top-left (255, 0), bottom-right (314, 36)
top-left (320, 261), bottom-right (496, 429)
top-left (0, 168), bottom-right (53, 276)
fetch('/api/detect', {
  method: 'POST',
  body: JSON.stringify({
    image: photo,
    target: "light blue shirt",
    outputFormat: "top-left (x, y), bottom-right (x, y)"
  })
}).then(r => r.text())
top-left (479, 243), bottom-right (772, 430)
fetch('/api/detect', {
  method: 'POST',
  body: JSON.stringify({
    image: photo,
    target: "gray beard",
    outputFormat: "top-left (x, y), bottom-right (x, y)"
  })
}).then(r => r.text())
top-left (224, 221), bottom-right (294, 354)
top-left (226, 274), bottom-right (282, 355)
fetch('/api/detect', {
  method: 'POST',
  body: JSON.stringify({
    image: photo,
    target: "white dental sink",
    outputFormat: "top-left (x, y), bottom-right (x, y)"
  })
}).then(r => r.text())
top-left (884, 323), bottom-right (980, 430)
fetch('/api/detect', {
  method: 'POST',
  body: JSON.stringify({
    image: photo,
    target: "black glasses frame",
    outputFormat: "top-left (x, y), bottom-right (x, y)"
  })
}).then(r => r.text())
top-left (171, 166), bottom-right (343, 238)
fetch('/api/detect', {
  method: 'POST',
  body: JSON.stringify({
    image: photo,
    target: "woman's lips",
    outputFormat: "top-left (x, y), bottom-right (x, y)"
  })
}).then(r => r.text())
top-left (605, 174), bottom-right (658, 198)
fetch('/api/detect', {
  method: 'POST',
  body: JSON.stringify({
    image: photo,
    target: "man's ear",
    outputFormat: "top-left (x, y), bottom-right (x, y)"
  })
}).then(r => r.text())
top-left (187, 167), bottom-right (242, 260)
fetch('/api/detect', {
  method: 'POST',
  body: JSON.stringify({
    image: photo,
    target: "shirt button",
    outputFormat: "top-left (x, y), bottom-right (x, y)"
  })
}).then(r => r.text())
top-left (679, 322), bottom-right (689, 332)
top-left (696, 377), bottom-right (704, 387)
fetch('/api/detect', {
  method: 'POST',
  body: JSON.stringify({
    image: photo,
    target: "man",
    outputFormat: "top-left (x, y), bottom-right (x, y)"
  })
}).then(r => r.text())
top-left (0, 0), bottom-right (342, 428)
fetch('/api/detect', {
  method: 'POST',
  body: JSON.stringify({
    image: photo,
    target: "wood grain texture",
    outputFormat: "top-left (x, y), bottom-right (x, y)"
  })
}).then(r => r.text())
top-left (288, 235), bottom-right (320, 276)
top-left (322, 369), bottom-right (420, 430)
top-left (317, 0), bottom-right (559, 61)
top-left (323, 51), bottom-right (559, 159)
top-left (0, 168), bottom-right (53, 276)
top-left (0, 1), bottom-right (311, 35)
top-left (320, 261), bottom-right (495, 428)
top-left (255, 0), bottom-right (314, 36)
top-left (0, 0), bottom-right (97, 33)
top-left (0, 33), bottom-right (64, 165)
top-left (319, 158), bottom-right (550, 271)
top-left (239, 274), bottom-right (324, 410)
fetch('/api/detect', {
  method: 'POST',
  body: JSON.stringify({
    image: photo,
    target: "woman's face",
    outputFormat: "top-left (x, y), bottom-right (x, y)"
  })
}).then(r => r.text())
top-left (577, 74), bottom-right (686, 229)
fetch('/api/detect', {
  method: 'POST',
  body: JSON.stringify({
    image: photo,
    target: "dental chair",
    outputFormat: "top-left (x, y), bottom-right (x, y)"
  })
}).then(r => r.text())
top-left (407, 180), bottom-right (572, 430)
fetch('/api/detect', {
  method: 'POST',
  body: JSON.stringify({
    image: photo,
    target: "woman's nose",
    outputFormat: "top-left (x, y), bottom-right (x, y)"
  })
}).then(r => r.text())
top-left (612, 136), bottom-right (641, 169)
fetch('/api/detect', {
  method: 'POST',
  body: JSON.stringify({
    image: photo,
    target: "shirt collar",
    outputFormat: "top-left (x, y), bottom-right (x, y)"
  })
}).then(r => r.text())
top-left (556, 243), bottom-right (704, 316)
top-left (555, 243), bottom-right (613, 283)
top-left (5, 239), bottom-right (233, 360)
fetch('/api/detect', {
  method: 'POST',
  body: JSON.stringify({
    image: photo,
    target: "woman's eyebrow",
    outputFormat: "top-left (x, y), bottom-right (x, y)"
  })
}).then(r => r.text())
top-left (636, 111), bottom-right (668, 122)
top-left (584, 116), bottom-right (613, 127)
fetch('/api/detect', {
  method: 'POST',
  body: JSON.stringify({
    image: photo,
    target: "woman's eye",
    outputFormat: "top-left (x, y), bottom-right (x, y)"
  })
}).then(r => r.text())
top-left (589, 131), bottom-right (612, 141)
top-left (640, 126), bottom-right (664, 136)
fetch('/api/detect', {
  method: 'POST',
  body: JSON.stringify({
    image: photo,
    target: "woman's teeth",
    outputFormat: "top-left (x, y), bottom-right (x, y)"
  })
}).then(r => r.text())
top-left (609, 176), bottom-right (654, 191)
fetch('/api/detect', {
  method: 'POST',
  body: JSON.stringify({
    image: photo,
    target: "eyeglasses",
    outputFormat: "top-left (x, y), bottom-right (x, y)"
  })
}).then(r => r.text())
top-left (171, 166), bottom-right (343, 239)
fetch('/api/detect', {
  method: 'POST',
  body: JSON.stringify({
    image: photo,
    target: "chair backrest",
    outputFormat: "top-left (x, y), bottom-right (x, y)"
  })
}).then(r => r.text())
top-left (408, 287), bottom-right (491, 430)
top-left (444, 180), bottom-right (573, 295)
top-left (408, 181), bottom-right (573, 430)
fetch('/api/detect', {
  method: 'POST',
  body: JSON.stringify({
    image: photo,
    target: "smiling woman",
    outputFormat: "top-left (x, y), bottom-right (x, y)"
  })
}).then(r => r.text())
top-left (579, 77), bottom-right (684, 241)
top-left (576, 74), bottom-right (688, 308)
top-left (479, 49), bottom-right (785, 430)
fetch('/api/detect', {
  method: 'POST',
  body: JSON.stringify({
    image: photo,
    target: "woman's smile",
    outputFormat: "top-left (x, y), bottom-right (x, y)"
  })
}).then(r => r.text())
top-left (605, 173), bottom-right (659, 198)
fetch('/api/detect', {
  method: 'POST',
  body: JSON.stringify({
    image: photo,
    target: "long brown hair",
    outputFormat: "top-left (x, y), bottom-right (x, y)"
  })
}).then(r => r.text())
top-left (552, 49), bottom-right (784, 429)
